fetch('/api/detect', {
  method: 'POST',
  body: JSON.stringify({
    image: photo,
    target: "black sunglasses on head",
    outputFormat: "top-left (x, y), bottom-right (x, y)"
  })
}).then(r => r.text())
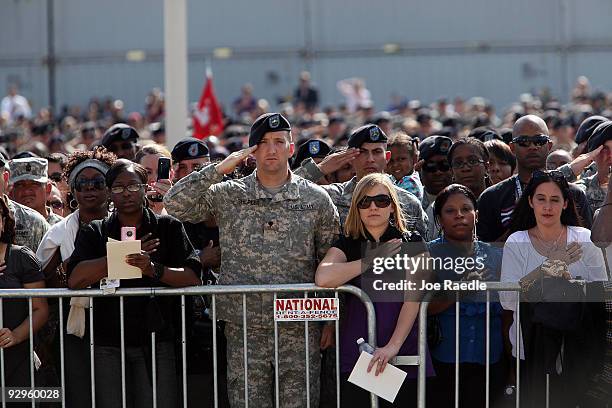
top-left (357, 194), bottom-right (392, 209)
top-left (422, 161), bottom-right (451, 173)
top-left (531, 169), bottom-right (565, 182)
top-left (511, 135), bottom-right (550, 148)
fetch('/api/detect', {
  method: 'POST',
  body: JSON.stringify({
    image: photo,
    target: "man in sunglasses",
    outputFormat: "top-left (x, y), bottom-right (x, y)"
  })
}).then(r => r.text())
top-left (477, 114), bottom-right (592, 242)
top-left (165, 112), bottom-right (339, 407)
top-left (99, 123), bottom-right (140, 161)
top-left (0, 153), bottom-right (49, 252)
top-left (295, 124), bottom-right (428, 238)
top-left (8, 157), bottom-right (63, 226)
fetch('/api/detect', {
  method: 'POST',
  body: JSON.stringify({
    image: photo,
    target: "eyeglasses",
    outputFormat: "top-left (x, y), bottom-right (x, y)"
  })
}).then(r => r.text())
top-left (110, 183), bottom-right (145, 195)
top-left (451, 158), bottom-right (485, 169)
top-left (74, 177), bottom-right (107, 192)
top-left (422, 161), bottom-right (451, 173)
top-left (511, 135), bottom-right (550, 148)
top-left (47, 200), bottom-right (64, 210)
top-left (49, 172), bottom-right (63, 182)
top-left (357, 194), bottom-right (392, 209)
top-left (109, 142), bottom-right (134, 152)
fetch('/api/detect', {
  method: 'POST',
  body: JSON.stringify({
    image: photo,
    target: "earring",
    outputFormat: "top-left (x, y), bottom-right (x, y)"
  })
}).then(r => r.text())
top-left (69, 199), bottom-right (78, 210)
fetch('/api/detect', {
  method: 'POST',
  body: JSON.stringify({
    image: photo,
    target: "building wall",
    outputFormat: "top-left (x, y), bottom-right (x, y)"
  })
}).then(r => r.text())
top-left (1, 0), bottom-right (611, 115)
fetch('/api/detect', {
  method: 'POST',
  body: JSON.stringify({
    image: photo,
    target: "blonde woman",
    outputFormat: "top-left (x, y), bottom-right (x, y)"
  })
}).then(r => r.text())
top-left (316, 173), bottom-right (434, 407)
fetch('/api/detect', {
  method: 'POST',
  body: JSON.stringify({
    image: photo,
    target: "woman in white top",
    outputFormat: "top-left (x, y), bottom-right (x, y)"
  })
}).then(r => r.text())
top-left (500, 170), bottom-right (607, 360)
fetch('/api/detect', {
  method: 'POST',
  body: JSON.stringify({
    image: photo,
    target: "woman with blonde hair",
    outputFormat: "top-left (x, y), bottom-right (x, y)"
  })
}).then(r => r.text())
top-left (316, 173), bottom-right (434, 407)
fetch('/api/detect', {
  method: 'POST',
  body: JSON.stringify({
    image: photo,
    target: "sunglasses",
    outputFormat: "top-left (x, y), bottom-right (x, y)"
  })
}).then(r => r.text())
top-left (110, 183), bottom-right (145, 195)
top-left (109, 142), bottom-right (134, 152)
top-left (532, 169), bottom-right (565, 182)
top-left (511, 135), bottom-right (550, 148)
top-left (47, 200), bottom-right (64, 210)
top-left (422, 160), bottom-right (451, 173)
top-left (451, 158), bottom-right (485, 170)
top-left (74, 177), bottom-right (107, 192)
top-left (357, 194), bottom-right (392, 209)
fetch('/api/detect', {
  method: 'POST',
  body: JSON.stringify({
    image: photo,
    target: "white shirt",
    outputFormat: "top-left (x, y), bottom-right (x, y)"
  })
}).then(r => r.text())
top-left (500, 226), bottom-right (608, 359)
top-left (1, 94), bottom-right (32, 122)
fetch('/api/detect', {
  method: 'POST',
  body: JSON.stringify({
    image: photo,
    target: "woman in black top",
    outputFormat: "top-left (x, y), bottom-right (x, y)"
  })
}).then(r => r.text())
top-left (316, 173), bottom-right (434, 407)
top-left (0, 195), bottom-right (48, 388)
top-left (67, 160), bottom-right (201, 408)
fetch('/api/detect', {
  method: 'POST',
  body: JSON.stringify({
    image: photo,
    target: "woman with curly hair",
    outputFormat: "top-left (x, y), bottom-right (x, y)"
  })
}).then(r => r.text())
top-left (35, 146), bottom-right (116, 407)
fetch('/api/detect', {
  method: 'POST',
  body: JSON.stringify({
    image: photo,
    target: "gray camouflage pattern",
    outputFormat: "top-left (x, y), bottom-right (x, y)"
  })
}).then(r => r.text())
top-left (225, 322), bottom-right (321, 407)
top-left (164, 164), bottom-right (340, 327)
top-left (7, 197), bottom-right (50, 252)
top-left (295, 157), bottom-right (429, 239)
top-left (576, 173), bottom-right (607, 214)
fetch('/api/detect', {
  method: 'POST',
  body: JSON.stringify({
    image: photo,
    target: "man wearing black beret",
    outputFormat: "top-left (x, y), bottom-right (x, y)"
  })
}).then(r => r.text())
top-left (295, 123), bottom-right (428, 238)
top-left (165, 112), bottom-right (339, 407)
top-left (291, 139), bottom-right (331, 174)
top-left (100, 123), bottom-right (140, 161)
top-left (171, 137), bottom-right (210, 182)
top-left (576, 120), bottom-right (612, 213)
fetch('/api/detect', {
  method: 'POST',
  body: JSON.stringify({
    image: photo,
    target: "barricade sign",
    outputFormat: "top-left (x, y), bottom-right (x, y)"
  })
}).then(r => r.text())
top-left (274, 297), bottom-right (339, 321)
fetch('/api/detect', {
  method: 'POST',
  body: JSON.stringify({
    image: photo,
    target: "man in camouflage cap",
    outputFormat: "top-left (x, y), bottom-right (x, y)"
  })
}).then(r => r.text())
top-left (295, 123), bottom-right (428, 238)
top-left (9, 157), bottom-right (62, 225)
top-left (165, 112), bottom-right (339, 407)
top-left (0, 154), bottom-right (49, 252)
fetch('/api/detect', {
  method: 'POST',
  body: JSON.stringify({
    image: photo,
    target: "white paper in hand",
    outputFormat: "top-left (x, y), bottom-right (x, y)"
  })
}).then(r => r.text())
top-left (106, 240), bottom-right (142, 279)
top-left (347, 351), bottom-right (407, 403)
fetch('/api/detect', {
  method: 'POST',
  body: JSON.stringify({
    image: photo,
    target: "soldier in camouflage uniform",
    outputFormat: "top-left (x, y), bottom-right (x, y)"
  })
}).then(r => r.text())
top-left (576, 120), bottom-right (612, 214)
top-left (165, 113), bottom-right (340, 408)
top-left (0, 155), bottom-right (49, 251)
top-left (295, 124), bottom-right (428, 239)
top-left (8, 158), bottom-right (63, 225)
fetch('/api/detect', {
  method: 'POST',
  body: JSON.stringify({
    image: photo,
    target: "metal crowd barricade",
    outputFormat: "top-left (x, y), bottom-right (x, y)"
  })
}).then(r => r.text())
top-left (0, 283), bottom-right (429, 408)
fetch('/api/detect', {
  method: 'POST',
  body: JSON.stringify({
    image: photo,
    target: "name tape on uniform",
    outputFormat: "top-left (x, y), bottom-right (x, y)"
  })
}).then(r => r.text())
top-left (274, 297), bottom-right (339, 321)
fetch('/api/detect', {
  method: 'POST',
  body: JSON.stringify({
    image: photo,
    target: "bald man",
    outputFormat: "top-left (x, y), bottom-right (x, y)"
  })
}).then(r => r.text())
top-left (477, 115), bottom-right (593, 242)
top-left (546, 149), bottom-right (573, 170)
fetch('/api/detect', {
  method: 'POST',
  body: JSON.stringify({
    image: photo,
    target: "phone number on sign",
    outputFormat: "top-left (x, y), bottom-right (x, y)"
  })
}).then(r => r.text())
top-left (4, 387), bottom-right (62, 402)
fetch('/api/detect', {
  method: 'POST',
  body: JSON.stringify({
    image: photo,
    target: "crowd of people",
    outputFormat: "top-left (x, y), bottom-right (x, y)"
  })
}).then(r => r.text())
top-left (0, 73), bottom-right (609, 407)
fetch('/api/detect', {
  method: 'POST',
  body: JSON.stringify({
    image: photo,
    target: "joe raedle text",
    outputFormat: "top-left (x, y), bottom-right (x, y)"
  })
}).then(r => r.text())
top-left (371, 279), bottom-right (487, 292)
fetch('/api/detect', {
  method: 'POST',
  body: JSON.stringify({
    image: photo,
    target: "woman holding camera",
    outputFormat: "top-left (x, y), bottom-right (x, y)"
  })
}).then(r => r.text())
top-left (67, 159), bottom-right (200, 408)
top-left (316, 173), bottom-right (434, 407)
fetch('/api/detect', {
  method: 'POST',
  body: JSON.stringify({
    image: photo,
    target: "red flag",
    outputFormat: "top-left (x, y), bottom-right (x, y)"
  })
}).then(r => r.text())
top-left (192, 71), bottom-right (224, 139)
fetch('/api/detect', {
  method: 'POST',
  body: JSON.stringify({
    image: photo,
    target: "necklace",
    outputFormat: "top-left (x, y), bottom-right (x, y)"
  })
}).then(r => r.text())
top-left (534, 225), bottom-right (565, 254)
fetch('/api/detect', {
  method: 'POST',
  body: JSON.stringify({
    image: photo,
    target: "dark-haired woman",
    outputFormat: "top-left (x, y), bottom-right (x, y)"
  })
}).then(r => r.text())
top-left (316, 173), bottom-right (434, 407)
top-left (67, 159), bottom-right (201, 408)
top-left (448, 138), bottom-right (490, 198)
top-left (484, 139), bottom-right (516, 186)
top-left (500, 170), bottom-right (607, 407)
top-left (36, 146), bottom-right (116, 407)
top-left (0, 195), bottom-right (48, 391)
top-left (427, 184), bottom-right (505, 407)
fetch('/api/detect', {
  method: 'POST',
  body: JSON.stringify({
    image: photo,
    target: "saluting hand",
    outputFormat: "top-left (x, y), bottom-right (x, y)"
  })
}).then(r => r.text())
top-left (215, 146), bottom-right (258, 175)
top-left (315, 148), bottom-right (360, 175)
top-left (570, 145), bottom-right (603, 176)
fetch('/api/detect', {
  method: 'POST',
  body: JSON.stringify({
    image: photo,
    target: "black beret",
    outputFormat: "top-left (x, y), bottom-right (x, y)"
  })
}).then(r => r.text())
top-left (249, 113), bottom-right (291, 147)
top-left (291, 139), bottom-right (331, 169)
top-left (347, 124), bottom-right (388, 148)
top-left (468, 127), bottom-right (502, 142)
top-left (575, 115), bottom-right (607, 145)
top-left (171, 137), bottom-right (210, 162)
top-left (100, 123), bottom-right (139, 147)
top-left (499, 128), bottom-right (513, 144)
top-left (419, 135), bottom-right (453, 161)
top-left (587, 120), bottom-right (612, 152)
